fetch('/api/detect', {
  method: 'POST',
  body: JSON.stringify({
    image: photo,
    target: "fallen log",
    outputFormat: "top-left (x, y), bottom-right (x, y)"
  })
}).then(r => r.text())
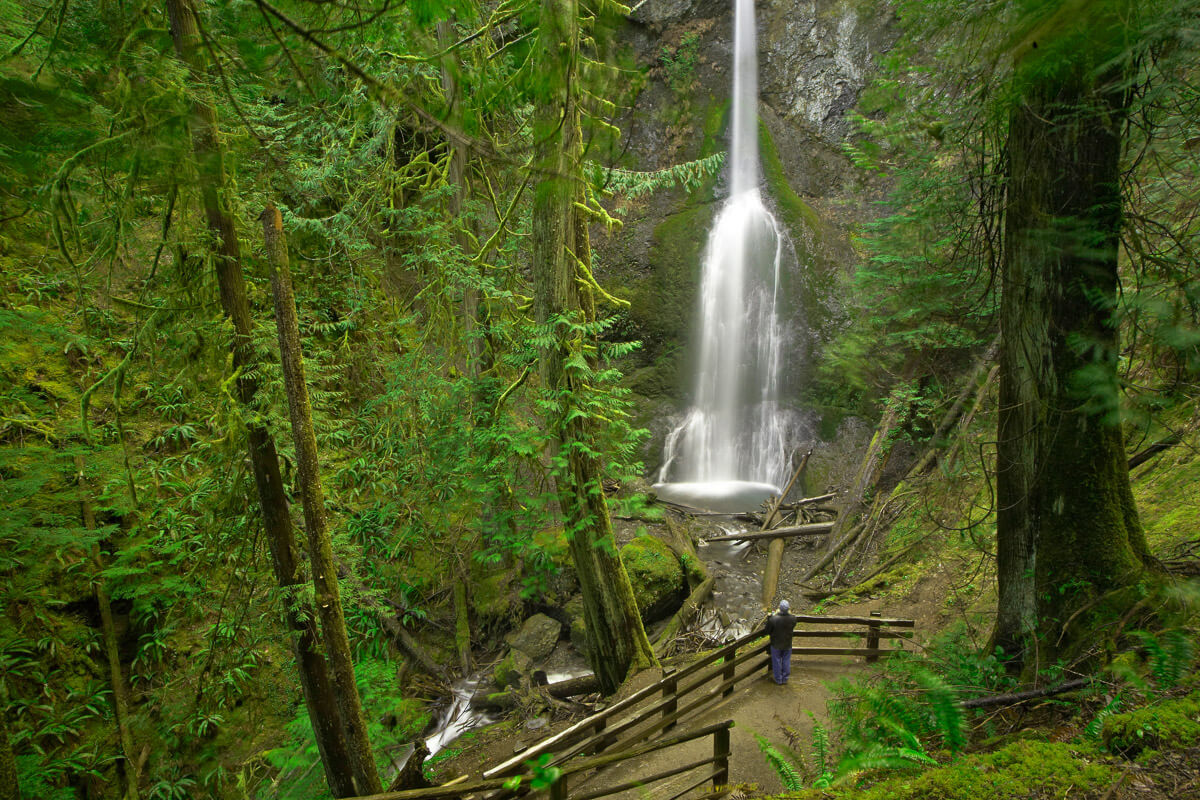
top-left (958, 678), bottom-right (1090, 709)
top-left (653, 576), bottom-right (716, 657)
top-left (803, 540), bottom-right (923, 601)
top-left (706, 522), bottom-right (834, 543)
top-left (469, 674), bottom-right (600, 710)
top-left (1128, 432), bottom-right (1184, 470)
top-left (795, 523), bottom-right (865, 587)
top-left (762, 451), bottom-right (811, 610)
top-left (777, 492), bottom-right (837, 509)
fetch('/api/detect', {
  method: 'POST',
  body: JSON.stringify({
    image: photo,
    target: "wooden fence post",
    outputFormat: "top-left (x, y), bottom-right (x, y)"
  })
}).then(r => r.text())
top-left (591, 715), bottom-right (609, 754)
top-left (712, 727), bottom-right (730, 788)
top-left (866, 610), bottom-right (881, 663)
top-left (722, 654), bottom-right (736, 697)
top-left (661, 667), bottom-right (678, 733)
top-left (550, 773), bottom-right (567, 800)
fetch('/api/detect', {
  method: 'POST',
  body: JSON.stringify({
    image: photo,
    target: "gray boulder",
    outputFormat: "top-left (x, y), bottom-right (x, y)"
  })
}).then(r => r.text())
top-left (504, 613), bottom-right (562, 662)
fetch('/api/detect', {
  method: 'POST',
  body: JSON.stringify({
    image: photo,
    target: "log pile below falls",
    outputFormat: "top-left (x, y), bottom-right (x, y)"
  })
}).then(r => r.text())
top-left (706, 522), bottom-right (834, 542)
top-left (470, 674), bottom-right (600, 710)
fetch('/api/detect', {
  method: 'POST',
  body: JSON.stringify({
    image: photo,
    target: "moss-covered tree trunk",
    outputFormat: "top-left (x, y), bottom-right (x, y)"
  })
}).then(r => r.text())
top-left (994, 1), bottom-right (1154, 667)
top-left (165, 1), bottom-right (357, 794)
top-left (531, 0), bottom-right (656, 694)
top-left (78, 458), bottom-right (140, 800)
top-left (261, 207), bottom-right (381, 795)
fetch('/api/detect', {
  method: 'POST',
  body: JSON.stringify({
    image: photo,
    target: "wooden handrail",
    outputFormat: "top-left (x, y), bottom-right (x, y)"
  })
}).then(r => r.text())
top-left (353, 722), bottom-right (734, 800)
top-left (481, 610), bottom-right (915, 793)
top-left (483, 629), bottom-right (762, 778)
top-left (791, 613), bottom-right (914, 627)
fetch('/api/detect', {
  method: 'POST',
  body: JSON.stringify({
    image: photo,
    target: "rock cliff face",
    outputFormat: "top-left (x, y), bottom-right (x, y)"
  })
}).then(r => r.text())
top-left (596, 0), bottom-right (894, 475)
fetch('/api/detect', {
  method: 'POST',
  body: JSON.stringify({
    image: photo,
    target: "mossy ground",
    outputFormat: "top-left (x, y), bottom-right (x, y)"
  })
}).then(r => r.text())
top-left (774, 739), bottom-right (1120, 800)
top-left (1102, 689), bottom-right (1200, 758)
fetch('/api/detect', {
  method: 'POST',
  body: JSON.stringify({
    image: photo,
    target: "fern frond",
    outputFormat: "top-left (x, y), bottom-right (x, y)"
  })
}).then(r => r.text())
top-left (913, 669), bottom-right (966, 752)
top-left (754, 733), bottom-right (804, 791)
top-left (1083, 694), bottom-right (1122, 740)
top-left (809, 712), bottom-right (832, 777)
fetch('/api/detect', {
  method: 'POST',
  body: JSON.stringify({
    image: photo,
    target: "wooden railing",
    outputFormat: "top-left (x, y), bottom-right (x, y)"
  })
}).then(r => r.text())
top-left (353, 721), bottom-right (732, 800)
top-left (354, 611), bottom-right (913, 800)
top-left (482, 612), bottom-right (914, 785)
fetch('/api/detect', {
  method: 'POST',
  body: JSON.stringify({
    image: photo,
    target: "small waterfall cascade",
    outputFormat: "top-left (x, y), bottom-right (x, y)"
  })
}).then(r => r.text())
top-left (657, 0), bottom-right (798, 494)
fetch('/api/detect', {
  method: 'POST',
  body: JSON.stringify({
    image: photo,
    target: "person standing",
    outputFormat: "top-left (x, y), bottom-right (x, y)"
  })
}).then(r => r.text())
top-left (764, 600), bottom-right (797, 684)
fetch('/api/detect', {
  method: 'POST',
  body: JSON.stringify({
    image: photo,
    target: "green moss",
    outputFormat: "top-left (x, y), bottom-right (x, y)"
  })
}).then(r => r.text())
top-left (492, 648), bottom-right (532, 689)
top-left (1102, 690), bottom-right (1200, 757)
top-left (532, 527), bottom-right (571, 567)
top-left (638, 203), bottom-right (711, 349)
top-left (1132, 440), bottom-right (1200, 553)
top-left (758, 121), bottom-right (823, 240)
top-left (700, 98), bottom-right (730, 157)
top-left (470, 566), bottom-right (520, 626)
top-left (619, 534), bottom-right (685, 623)
top-left (678, 551), bottom-right (707, 586)
top-left (776, 740), bottom-right (1118, 800)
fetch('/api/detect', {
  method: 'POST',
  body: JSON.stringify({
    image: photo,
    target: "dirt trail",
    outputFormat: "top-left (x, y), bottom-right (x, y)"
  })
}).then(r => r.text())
top-left (570, 656), bottom-right (861, 799)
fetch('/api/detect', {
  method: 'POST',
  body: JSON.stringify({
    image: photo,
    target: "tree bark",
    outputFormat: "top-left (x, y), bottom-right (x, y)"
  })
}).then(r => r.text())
top-left (77, 458), bottom-right (140, 800)
top-left (994, 1), bottom-right (1153, 667)
top-left (261, 206), bottom-right (382, 794)
top-left (164, 2), bottom-right (357, 793)
top-left (531, 0), bottom-right (657, 694)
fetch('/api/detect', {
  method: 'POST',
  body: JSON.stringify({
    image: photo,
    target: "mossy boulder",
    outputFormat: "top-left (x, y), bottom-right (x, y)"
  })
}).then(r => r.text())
top-left (619, 534), bottom-right (686, 623)
top-left (1102, 690), bottom-right (1200, 757)
top-left (503, 613), bottom-right (562, 662)
top-left (492, 648), bottom-right (534, 690)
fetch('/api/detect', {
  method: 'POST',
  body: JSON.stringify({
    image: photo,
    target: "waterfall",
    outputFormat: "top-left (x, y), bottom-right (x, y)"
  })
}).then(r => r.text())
top-left (658, 0), bottom-right (798, 491)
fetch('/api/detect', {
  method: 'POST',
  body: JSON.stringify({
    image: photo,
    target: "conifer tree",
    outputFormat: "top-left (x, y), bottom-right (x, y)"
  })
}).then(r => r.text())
top-left (164, 0), bottom-right (368, 792)
top-left (530, 0), bottom-right (657, 693)
top-left (994, 0), bottom-right (1157, 664)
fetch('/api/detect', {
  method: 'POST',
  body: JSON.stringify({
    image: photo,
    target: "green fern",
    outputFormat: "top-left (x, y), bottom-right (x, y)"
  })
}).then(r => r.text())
top-left (837, 742), bottom-right (937, 780)
top-left (1136, 630), bottom-right (1195, 689)
top-left (913, 669), bottom-right (967, 752)
top-left (1083, 694), bottom-right (1123, 740)
top-left (809, 715), bottom-right (835, 787)
top-left (754, 733), bottom-right (804, 791)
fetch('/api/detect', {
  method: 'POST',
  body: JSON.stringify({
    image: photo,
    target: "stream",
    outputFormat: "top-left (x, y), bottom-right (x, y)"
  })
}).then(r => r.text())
top-left (413, 518), bottom-right (769, 771)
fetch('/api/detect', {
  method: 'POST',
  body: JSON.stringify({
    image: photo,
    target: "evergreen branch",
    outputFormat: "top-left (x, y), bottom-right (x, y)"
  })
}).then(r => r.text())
top-left (249, 0), bottom-right (516, 167)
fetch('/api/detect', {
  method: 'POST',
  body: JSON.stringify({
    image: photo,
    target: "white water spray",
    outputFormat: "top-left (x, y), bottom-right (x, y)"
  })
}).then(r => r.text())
top-left (658, 0), bottom-right (797, 490)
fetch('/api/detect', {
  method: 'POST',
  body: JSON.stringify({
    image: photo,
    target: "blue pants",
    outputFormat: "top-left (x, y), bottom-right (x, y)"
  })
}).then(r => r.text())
top-left (770, 646), bottom-right (791, 684)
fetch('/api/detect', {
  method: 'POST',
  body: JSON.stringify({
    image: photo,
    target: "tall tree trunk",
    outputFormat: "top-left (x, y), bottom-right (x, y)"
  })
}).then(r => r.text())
top-left (165, 2), bottom-right (357, 794)
top-left (77, 457), bottom-right (140, 800)
top-left (995, 2), bottom-right (1153, 667)
top-left (531, 0), bottom-right (657, 694)
top-left (261, 207), bottom-right (382, 794)
top-left (438, 18), bottom-right (480, 674)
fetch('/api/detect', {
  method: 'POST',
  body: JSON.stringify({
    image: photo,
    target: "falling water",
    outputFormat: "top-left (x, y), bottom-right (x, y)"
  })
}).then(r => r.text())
top-left (658, 0), bottom-right (797, 491)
